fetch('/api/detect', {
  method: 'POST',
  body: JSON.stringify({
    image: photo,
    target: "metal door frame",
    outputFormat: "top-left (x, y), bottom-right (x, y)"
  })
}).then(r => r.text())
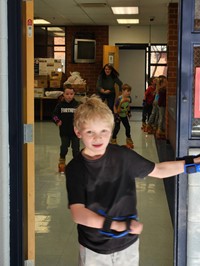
top-left (175, 0), bottom-right (200, 265)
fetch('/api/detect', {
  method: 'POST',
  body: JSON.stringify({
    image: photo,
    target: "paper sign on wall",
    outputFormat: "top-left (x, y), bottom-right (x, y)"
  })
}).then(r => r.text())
top-left (27, 19), bottom-right (33, 38)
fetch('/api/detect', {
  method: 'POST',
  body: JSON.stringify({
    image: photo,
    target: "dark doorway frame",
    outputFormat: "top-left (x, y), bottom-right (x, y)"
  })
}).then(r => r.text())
top-left (8, 0), bottom-right (24, 265)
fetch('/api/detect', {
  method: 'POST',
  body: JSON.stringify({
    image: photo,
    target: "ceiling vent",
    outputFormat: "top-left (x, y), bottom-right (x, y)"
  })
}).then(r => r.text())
top-left (79, 3), bottom-right (107, 8)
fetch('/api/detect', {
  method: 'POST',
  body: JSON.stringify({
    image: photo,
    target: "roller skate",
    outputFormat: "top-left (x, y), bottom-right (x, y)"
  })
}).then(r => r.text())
top-left (126, 137), bottom-right (134, 149)
top-left (147, 124), bottom-right (155, 134)
top-left (141, 122), bottom-right (146, 130)
top-left (143, 115), bottom-right (149, 132)
top-left (110, 138), bottom-right (118, 145)
top-left (58, 158), bottom-right (65, 174)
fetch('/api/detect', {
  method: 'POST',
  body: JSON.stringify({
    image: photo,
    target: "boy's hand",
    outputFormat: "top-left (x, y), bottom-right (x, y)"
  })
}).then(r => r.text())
top-left (114, 113), bottom-right (120, 123)
top-left (194, 155), bottom-right (200, 164)
top-left (128, 111), bottom-right (131, 118)
top-left (57, 120), bottom-right (62, 126)
top-left (129, 220), bottom-right (143, 235)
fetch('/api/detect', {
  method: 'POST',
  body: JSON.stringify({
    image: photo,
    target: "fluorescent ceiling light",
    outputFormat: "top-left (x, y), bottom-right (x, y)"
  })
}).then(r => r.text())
top-left (34, 19), bottom-right (50, 25)
top-left (41, 27), bottom-right (65, 36)
top-left (47, 27), bottom-right (64, 32)
top-left (53, 32), bottom-right (65, 37)
top-left (111, 7), bottom-right (139, 15)
top-left (117, 19), bottom-right (139, 24)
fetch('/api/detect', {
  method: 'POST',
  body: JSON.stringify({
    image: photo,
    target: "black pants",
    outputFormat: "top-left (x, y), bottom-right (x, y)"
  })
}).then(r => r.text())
top-left (99, 92), bottom-right (115, 113)
top-left (60, 135), bottom-right (80, 159)
top-left (142, 104), bottom-right (153, 123)
top-left (112, 116), bottom-right (131, 139)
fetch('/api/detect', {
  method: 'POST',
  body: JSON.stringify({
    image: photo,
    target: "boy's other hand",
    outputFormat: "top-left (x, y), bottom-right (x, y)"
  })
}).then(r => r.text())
top-left (57, 120), bottom-right (62, 126)
top-left (129, 220), bottom-right (143, 235)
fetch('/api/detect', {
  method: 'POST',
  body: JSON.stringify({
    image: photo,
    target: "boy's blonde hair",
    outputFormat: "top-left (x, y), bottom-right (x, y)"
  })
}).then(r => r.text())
top-left (122, 83), bottom-right (132, 92)
top-left (74, 95), bottom-right (114, 131)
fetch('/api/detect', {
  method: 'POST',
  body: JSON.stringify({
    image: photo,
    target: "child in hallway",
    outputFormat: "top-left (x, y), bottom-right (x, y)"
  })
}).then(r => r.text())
top-left (146, 78), bottom-right (160, 134)
top-left (110, 83), bottom-right (134, 148)
top-left (65, 96), bottom-right (200, 266)
top-left (52, 84), bottom-right (80, 172)
top-left (141, 77), bottom-right (157, 131)
top-left (156, 75), bottom-right (167, 139)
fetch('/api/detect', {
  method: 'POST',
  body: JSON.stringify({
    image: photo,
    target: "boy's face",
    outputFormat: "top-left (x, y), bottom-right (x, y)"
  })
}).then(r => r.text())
top-left (63, 88), bottom-right (75, 102)
top-left (122, 89), bottom-right (131, 97)
top-left (74, 118), bottom-right (112, 157)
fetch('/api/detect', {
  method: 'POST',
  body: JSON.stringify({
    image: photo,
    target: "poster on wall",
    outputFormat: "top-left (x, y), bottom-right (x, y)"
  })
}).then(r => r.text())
top-left (108, 53), bottom-right (114, 65)
top-left (194, 67), bottom-right (200, 118)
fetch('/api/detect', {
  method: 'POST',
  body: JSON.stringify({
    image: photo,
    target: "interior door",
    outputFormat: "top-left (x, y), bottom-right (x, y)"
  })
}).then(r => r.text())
top-left (103, 45), bottom-right (120, 96)
top-left (103, 45), bottom-right (119, 70)
top-left (119, 49), bottom-right (146, 107)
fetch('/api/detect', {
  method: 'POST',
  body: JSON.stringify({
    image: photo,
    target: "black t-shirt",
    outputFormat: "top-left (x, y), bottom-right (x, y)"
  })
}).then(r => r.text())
top-left (66, 144), bottom-right (155, 254)
top-left (52, 98), bottom-right (80, 137)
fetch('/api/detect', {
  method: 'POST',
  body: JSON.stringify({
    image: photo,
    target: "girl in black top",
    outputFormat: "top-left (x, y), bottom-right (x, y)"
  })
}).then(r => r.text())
top-left (96, 64), bottom-right (123, 112)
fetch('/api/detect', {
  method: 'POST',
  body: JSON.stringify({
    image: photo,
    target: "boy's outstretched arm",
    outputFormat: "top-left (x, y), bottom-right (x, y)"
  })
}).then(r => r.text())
top-left (148, 156), bottom-right (200, 178)
top-left (70, 203), bottom-right (143, 235)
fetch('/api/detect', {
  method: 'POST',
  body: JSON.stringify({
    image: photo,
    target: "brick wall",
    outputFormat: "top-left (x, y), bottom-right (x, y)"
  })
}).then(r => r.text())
top-left (167, 3), bottom-right (178, 96)
top-left (166, 3), bottom-right (178, 145)
top-left (66, 26), bottom-right (108, 94)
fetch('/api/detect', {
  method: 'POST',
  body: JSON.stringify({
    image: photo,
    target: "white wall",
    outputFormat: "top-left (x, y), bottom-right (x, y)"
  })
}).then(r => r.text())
top-left (119, 49), bottom-right (146, 107)
top-left (109, 25), bottom-right (167, 45)
top-left (0, 0), bottom-right (10, 265)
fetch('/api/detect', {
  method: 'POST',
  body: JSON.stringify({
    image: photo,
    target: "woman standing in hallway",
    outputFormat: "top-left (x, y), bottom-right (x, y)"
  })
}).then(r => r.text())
top-left (96, 63), bottom-right (123, 112)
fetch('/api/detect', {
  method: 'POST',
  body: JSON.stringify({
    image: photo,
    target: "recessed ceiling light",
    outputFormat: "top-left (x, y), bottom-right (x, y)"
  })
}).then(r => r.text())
top-left (117, 19), bottom-right (139, 24)
top-left (34, 19), bottom-right (51, 25)
top-left (111, 7), bottom-right (139, 15)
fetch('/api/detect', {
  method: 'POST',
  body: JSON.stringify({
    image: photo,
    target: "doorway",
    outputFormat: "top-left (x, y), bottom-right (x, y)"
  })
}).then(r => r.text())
top-left (118, 48), bottom-right (146, 107)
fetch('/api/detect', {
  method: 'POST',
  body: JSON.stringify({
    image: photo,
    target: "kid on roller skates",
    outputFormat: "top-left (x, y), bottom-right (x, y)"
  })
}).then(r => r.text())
top-left (65, 96), bottom-right (200, 266)
top-left (110, 83), bottom-right (134, 148)
top-left (52, 84), bottom-right (80, 173)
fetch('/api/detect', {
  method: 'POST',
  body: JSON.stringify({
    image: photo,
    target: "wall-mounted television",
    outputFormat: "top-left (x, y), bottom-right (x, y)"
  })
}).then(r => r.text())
top-left (74, 38), bottom-right (96, 63)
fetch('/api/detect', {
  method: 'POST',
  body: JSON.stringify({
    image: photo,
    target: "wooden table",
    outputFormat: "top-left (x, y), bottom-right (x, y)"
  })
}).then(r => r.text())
top-left (34, 92), bottom-right (87, 121)
top-left (34, 97), bottom-right (58, 121)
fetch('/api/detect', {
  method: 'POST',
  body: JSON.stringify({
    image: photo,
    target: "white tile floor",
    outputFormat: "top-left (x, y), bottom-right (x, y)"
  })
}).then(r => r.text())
top-left (35, 110), bottom-right (173, 266)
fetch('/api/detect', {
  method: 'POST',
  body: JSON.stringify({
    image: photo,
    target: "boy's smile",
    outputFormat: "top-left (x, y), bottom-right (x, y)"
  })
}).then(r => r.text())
top-left (74, 119), bottom-right (112, 157)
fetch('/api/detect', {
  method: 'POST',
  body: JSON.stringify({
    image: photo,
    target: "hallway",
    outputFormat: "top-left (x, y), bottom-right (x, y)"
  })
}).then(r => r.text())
top-left (35, 110), bottom-right (173, 266)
